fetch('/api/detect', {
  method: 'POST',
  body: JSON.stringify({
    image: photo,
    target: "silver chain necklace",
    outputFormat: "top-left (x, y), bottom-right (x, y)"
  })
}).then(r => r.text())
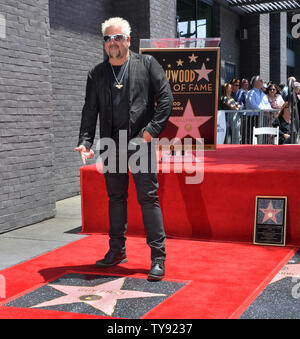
top-left (110, 59), bottom-right (129, 90)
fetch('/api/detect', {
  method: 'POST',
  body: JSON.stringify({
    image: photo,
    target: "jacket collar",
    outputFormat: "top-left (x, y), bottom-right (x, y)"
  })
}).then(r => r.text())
top-left (129, 51), bottom-right (138, 102)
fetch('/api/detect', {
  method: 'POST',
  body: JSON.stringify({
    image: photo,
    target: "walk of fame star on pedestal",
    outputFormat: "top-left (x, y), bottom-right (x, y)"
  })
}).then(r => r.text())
top-left (169, 99), bottom-right (212, 140)
top-left (254, 196), bottom-right (287, 246)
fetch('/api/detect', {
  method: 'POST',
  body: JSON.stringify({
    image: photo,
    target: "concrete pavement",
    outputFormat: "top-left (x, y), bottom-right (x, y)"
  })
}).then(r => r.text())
top-left (0, 195), bottom-right (86, 271)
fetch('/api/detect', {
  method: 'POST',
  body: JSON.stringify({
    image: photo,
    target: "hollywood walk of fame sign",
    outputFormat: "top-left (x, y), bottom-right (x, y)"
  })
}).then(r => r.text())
top-left (140, 47), bottom-right (220, 150)
top-left (253, 196), bottom-right (287, 246)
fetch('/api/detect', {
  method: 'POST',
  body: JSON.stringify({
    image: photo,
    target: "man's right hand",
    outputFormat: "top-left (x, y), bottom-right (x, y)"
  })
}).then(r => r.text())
top-left (74, 145), bottom-right (94, 165)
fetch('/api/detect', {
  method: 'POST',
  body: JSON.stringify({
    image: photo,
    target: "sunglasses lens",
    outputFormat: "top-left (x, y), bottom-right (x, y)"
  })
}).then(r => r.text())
top-left (116, 35), bottom-right (123, 41)
top-left (104, 34), bottom-right (127, 42)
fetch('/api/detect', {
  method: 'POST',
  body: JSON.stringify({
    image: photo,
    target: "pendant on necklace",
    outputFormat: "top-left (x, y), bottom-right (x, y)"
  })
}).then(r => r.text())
top-left (115, 84), bottom-right (123, 89)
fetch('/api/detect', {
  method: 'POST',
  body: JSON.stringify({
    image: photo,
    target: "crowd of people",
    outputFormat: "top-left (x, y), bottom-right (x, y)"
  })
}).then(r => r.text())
top-left (220, 75), bottom-right (300, 144)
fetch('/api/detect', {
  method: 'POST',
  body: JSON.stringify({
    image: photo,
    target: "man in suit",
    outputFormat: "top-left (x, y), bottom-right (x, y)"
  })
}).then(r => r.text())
top-left (75, 17), bottom-right (173, 280)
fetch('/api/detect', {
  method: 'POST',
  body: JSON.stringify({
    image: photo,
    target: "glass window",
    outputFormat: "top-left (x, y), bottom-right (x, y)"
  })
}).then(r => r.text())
top-left (224, 62), bottom-right (236, 83)
top-left (287, 33), bottom-right (294, 51)
top-left (177, 0), bottom-right (213, 38)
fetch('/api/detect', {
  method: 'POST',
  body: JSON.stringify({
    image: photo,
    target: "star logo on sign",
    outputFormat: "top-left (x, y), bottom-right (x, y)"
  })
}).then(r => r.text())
top-left (194, 63), bottom-right (213, 82)
top-left (32, 277), bottom-right (166, 316)
top-left (176, 59), bottom-right (184, 66)
top-left (259, 201), bottom-right (282, 224)
top-left (169, 99), bottom-right (212, 140)
top-left (188, 53), bottom-right (198, 63)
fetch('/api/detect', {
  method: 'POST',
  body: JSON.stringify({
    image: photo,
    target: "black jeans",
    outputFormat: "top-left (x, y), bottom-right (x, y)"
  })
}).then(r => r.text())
top-left (103, 143), bottom-right (166, 261)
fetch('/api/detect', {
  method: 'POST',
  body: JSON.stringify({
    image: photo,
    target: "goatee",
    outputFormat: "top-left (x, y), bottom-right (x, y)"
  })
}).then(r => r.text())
top-left (109, 49), bottom-right (121, 59)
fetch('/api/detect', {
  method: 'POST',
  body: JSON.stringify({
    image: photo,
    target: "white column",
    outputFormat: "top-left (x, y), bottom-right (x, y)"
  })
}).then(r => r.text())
top-left (259, 13), bottom-right (270, 82)
top-left (0, 14), bottom-right (6, 39)
top-left (280, 12), bottom-right (287, 84)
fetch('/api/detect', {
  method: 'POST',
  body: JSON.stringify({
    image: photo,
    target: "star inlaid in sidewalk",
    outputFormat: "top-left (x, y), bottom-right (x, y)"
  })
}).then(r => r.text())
top-left (32, 277), bottom-right (166, 316)
top-left (270, 264), bottom-right (300, 284)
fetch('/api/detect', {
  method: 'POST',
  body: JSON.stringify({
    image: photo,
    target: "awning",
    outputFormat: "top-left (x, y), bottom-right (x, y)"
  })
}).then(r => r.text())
top-left (225, 0), bottom-right (300, 14)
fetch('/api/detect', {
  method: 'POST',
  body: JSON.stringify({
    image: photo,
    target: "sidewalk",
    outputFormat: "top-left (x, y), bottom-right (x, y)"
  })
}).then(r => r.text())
top-left (0, 196), bottom-right (86, 271)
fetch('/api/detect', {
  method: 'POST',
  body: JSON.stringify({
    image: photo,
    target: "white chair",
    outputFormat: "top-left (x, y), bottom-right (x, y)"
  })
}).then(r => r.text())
top-left (252, 126), bottom-right (279, 145)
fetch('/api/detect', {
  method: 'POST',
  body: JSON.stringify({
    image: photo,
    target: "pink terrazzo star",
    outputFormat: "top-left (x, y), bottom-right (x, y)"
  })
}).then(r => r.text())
top-left (169, 99), bottom-right (211, 139)
top-left (32, 277), bottom-right (166, 316)
top-left (270, 264), bottom-right (300, 284)
top-left (259, 201), bottom-right (282, 224)
top-left (194, 63), bottom-right (213, 82)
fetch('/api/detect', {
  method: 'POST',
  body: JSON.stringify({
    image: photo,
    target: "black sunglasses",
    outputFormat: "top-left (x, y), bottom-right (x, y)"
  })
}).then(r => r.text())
top-left (103, 34), bottom-right (128, 43)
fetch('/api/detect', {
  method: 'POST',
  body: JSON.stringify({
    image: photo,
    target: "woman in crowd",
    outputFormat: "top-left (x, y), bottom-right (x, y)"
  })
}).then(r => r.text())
top-left (220, 83), bottom-right (240, 110)
top-left (266, 83), bottom-right (284, 109)
top-left (272, 101), bottom-right (291, 144)
top-left (221, 83), bottom-right (241, 143)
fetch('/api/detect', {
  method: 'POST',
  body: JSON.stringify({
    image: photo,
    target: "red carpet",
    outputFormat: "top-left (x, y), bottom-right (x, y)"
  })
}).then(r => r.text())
top-left (81, 145), bottom-right (300, 246)
top-left (0, 235), bottom-right (296, 319)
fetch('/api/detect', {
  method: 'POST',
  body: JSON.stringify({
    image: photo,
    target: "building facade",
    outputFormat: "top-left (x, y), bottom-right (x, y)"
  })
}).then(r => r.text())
top-left (0, 0), bottom-right (176, 233)
top-left (177, 0), bottom-right (300, 84)
top-left (0, 0), bottom-right (299, 232)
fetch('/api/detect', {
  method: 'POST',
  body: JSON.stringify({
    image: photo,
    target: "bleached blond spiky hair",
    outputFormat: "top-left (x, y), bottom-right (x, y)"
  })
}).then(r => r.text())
top-left (101, 17), bottom-right (131, 36)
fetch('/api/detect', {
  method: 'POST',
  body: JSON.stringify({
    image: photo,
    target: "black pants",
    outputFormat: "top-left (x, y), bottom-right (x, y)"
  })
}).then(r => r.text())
top-left (103, 144), bottom-right (166, 261)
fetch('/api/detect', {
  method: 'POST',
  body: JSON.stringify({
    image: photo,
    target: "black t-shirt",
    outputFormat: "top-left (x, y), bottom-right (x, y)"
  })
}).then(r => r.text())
top-left (109, 61), bottom-right (130, 144)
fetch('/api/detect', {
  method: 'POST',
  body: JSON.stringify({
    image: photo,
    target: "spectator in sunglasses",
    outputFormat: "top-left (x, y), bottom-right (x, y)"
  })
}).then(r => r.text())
top-left (245, 75), bottom-right (272, 110)
top-left (266, 84), bottom-right (284, 109)
top-left (230, 78), bottom-right (248, 109)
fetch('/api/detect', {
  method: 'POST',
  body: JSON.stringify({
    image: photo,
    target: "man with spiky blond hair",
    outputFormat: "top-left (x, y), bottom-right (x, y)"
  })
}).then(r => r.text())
top-left (75, 17), bottom-right (173, 280)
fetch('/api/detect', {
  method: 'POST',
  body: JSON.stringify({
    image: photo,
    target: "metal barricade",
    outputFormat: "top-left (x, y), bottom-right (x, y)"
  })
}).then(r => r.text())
top-left (222, 109), bottom-right (280, 144)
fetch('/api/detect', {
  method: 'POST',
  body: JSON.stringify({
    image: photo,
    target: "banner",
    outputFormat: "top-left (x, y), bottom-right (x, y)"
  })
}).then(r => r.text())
top-left (217, 110), bottom-right (226, 144)
top-left (140, 48), bottom-right (220, 150)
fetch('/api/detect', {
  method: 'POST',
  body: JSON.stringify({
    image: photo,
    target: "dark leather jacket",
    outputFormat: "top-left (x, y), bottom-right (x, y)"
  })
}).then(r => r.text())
top-left (77, 51), bottom-right (173, 151)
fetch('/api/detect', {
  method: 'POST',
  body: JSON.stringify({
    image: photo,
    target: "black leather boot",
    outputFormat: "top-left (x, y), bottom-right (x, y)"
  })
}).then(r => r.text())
top-left (95, 251), bottom-right (127, 268)
top-left (148, 259), bottom-right (165, 280)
